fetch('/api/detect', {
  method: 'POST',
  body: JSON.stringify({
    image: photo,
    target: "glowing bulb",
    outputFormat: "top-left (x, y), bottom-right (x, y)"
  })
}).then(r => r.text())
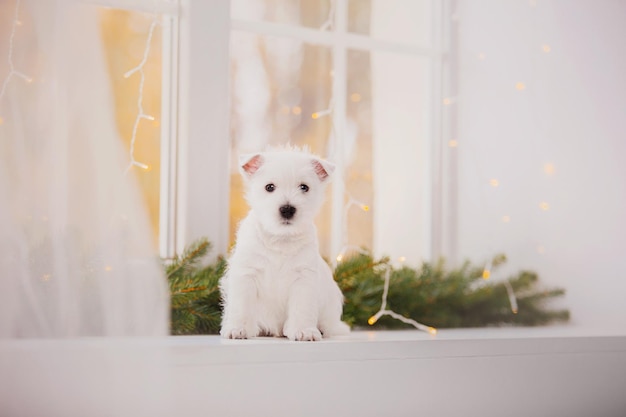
top-left (489, 179), bottom-right (499, 187)
top-left (312, 113), bottom-right (319, 119)
top-left (368, 316), bottom-right (378, 325)
top-left (336, 254), bottom-right (343, 262)
top-left (448, 139), bottom-right (458, 148)
top-left (443, 98), bottom-right (452, 105)
top-left (502, 215), bottom-right (511, 223)
top-left (515, 82), bottom-right (526, 91)
top-left (42, 274), bottom-right (51, 281)
top-left (542, 44), bottom-right (551, 53)
top-left (512, 308), bottom-right (519, 314)
top-left (543, 163), bottom-right (555, 175)
top-left (292, 106), bottom-right (302, 115)
top-left (360, 204), bottom-right (370, 212)
top-left (482, 269), bottom-right (491, 280)
top-left (104, 265), bottom-right (113, 272)
top-left (350, 93), bottom-right (362, 102)
top-left (539, 202), bottom-right (550, 211)
top-left (142, 164), bottom-right (152, 172)
top-left (398, 256), bottom-right (406, 263)
top-left (152, 119), bottom-right (160, 127)
top-left (428, 327), bottom-right (438, 336)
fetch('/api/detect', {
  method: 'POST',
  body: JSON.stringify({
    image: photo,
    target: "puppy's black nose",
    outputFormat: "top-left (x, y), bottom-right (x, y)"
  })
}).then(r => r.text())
top-left (279, 204), bottom-right (296, 220)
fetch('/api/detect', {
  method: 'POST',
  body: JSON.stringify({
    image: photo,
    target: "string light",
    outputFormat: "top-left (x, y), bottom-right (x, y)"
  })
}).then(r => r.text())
top-left (489, 178), bottom-right (499, 187)
top-left (0, 0), bottom-right (33, 104)
top-left (311, 103), bottom-right (333, 120)
top-left (504, 281), bottom-right (518, 314)
top-left (123, 17), bottom-right (159, 174)
top-left (539, 201), bottom-right (550, 211)
top-left (482, 261), bottom-right (491, 279)
top-left (541, 44), bottom-right (551, 53)
top-left (319, 0), bottom-right (336, 31)
top-left (368, 265), bottom-right (437, 335)
top-left (515, 82), bottom-right (526, 91)
top-left (448, 139), bottom-right (458, 148)
top-left (543, 163), bottom-right (555, 175)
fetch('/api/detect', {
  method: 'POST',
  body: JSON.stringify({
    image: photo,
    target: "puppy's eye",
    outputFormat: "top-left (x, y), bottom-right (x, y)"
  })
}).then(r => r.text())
top-left (265, 183), bottom-right (275, 192)
top-left (299, 184), bottom-right (309, 192)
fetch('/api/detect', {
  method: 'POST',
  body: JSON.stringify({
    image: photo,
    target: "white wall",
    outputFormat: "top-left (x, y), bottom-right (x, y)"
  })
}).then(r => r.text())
top-left (456, 0), bottom-right (626, 328)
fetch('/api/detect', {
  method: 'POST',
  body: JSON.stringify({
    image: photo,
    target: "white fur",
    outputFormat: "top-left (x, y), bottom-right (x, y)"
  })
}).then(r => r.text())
top-left (220, 147), bottom-right (350, 341)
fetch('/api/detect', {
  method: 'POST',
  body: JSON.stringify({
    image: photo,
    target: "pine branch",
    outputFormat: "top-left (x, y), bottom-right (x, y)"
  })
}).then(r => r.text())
top-left (166, 239), bottom-right (569, 335)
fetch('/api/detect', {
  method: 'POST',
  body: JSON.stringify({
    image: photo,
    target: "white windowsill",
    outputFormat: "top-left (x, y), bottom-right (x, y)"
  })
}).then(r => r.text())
top-left (2, 327), bottom-right (625, 417)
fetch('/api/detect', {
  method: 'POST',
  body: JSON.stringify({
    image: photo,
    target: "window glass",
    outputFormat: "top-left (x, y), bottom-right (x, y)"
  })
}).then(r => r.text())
top-left (229, 31), bottom-right (337, 255)
top-left (348, 0), bottom-right (433, 48)
top-left (231, 0), bottom-right (332, 29)
top-left (100, 10), bottom-right (162, 244)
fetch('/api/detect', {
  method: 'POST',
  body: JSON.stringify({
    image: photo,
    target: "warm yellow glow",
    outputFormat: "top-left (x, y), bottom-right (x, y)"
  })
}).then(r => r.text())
top-left (104, 265), bottom-right (113, 272)
top-left (280, 106), bottom-right (290, 115)
top-left (482, 269), bottom-right (491, 280)
top-left (350, 93), bottom-right (362, 102)
top-left (25, 77), bottom-right (34, 84)
top-left (489, 179), bottom-right (499, 187)
top-left (292, 106), bottom-right (302, 115)
top-left (539, 202), bottom-right (550, 211)
top-left (360, 204), bottom-right (370, 212)
top-left (142, 164), bottom-right (152, 172)
top-left (398, 256), bottom-right (406, 263)
top-left (368, 316), bottom-right (378, 325)
top-left (443, 98), bottom-right (452, 105)
top-left (42, 274), bottom-right (51, 281)
top-left (336, 254), bottom-right (343, 262)
top-left (542, 44), bottom-right (551, 53)
top-left (544, 163), bottom-right (555, 175)
top-left (502, 215), bottom-right (511, 223)
top-left (448, 139), bottom-right (458, 148)
top-left (512, 308), bottom-right (519, 314)
top-left (428, 327), bottom-right (438, 336)
top-left (515, 82), bottom-right (526, 91)
top-left (152, 119), bottom-right (160, 127)
top-left (0, 116), bottom-right (3, 125)
top-left (311, 112), bottom-right (319, 119)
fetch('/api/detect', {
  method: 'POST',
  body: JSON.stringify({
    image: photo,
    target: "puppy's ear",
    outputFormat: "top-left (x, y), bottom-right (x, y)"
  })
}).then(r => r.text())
top-left (239, 154), bottom-right (263, 177)
top-left (311, 158), bottom-right (335, 182)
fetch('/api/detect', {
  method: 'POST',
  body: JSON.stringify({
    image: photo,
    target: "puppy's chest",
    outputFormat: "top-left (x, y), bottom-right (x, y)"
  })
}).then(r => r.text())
top-left (255, 259), bottom-right (302, 299)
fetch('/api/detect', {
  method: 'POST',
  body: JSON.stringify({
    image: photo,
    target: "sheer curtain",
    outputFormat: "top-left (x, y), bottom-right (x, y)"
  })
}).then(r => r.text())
top-left (0, 0), bottom-right (169, 337)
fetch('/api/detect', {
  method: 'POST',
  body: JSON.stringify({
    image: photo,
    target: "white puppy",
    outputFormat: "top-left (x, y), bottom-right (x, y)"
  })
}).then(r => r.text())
top-left (220, 147), bottom-right (350, 341)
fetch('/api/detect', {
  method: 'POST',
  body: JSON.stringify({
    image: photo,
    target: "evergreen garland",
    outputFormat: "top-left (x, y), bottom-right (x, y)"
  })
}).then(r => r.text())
top-left (165, 239), bottom-right (569, 335)
top-left (166, 238), bottom-right (225, 334)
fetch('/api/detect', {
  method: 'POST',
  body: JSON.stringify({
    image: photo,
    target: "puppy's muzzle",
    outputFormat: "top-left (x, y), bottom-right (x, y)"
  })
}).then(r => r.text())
top-left (279, 204), bottom-right (296, 220)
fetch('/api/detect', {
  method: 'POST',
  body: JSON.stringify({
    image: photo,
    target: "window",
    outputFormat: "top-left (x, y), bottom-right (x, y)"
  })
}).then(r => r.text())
top-left (163, 0), bottom-right (453, 266)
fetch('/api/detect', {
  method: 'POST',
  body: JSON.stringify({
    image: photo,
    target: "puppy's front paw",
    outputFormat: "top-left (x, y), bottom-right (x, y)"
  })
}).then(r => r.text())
top-left (220, 324), bottom-right (259, 339)
top-left (285, 327), bottom-right (322, 342)
top-left (221, 327), bottom-right (249, 339)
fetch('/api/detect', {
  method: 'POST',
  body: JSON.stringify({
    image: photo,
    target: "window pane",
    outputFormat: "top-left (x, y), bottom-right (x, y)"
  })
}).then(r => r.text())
top-left (367, 50), bottom-right (433, 263)
top-left (348, 0), bottom-right (433, 48)
top-left (229, 31), bottom-right (334, 254)
top-left (232, 0), bottom-right (332, 30)
top-left (100, 10), bottom-right (162, 244)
